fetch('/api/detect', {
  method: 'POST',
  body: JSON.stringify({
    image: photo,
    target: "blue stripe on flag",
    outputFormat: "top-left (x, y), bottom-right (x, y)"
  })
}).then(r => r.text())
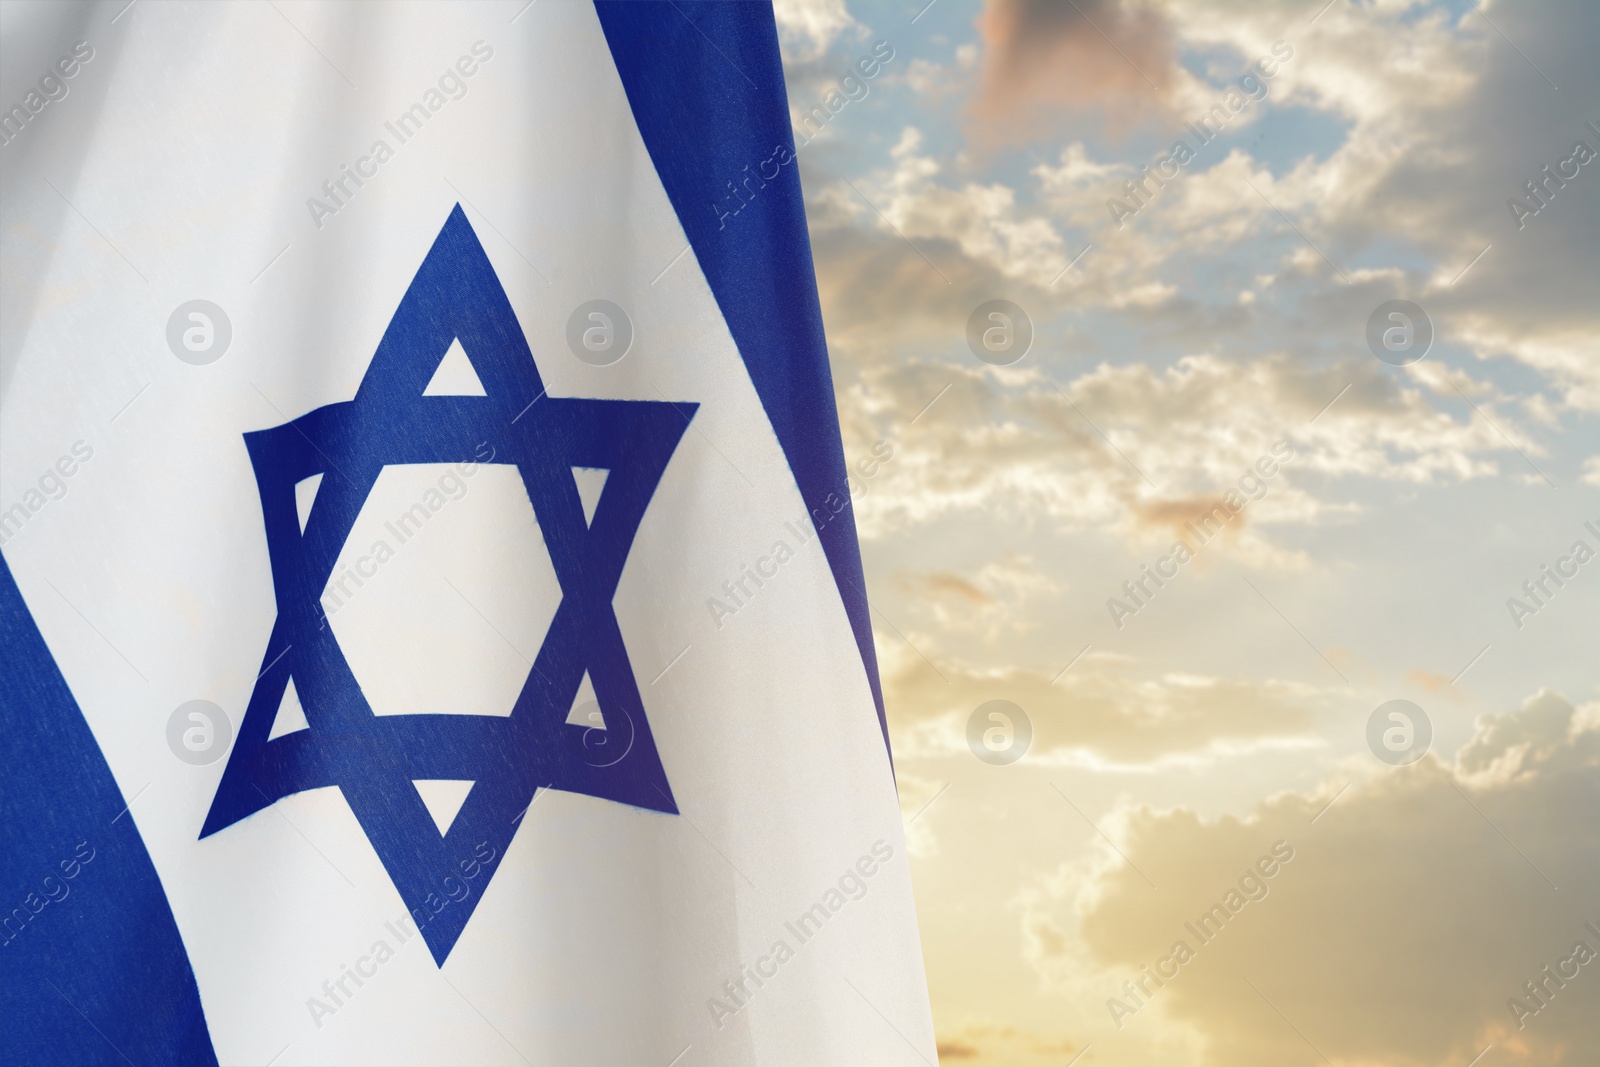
top-left (0, 552), bottom-right (217, 1067)
top-left (593, 0), bottom-right (891, 756)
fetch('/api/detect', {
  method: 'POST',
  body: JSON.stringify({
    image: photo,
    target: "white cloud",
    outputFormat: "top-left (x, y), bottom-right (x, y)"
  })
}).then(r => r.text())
top-left (844, 353), bottom-right (1537, 544)
top-left (844, 127), bottom-right (1072, 287)
top-left (1017, 688), bottom-right (1600, 1065)
top-left (772, 0), bottom-right (859, 62)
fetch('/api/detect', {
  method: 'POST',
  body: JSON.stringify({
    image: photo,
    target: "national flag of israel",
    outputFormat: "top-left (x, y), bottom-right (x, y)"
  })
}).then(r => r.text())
top-left (0, 2), bottom-right (934, 1063)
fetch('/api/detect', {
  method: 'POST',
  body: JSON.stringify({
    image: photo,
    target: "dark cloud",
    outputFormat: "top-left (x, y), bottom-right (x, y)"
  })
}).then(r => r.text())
top-left (971, 0), bottom-right (1176, 146)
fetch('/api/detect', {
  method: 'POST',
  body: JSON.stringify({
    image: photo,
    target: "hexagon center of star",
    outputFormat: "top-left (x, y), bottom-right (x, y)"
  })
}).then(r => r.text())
top-left (321, 461), bottom-right (562, 719)
top-left (201, 205), bottom-right (696, 966)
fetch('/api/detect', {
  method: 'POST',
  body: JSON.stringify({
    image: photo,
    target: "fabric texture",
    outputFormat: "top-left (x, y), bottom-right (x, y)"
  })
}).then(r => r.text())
top-left (593, 0), bottom-right (890, 752)
top-left (0, 552), bottom-right (217, 1066)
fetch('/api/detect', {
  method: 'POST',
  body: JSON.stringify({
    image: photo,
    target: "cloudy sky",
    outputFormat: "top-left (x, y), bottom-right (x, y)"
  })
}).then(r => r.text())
top-left (773, 0), bottom-right (1598, 1062)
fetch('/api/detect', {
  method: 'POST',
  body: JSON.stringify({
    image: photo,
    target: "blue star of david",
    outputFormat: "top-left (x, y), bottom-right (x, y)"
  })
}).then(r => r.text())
top-left (201, 205), bottom-right (693, 965)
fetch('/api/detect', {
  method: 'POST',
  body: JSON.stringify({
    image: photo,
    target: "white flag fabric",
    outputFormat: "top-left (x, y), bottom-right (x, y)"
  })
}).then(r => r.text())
top-left (0, 2), bottom-right (934, 1063)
